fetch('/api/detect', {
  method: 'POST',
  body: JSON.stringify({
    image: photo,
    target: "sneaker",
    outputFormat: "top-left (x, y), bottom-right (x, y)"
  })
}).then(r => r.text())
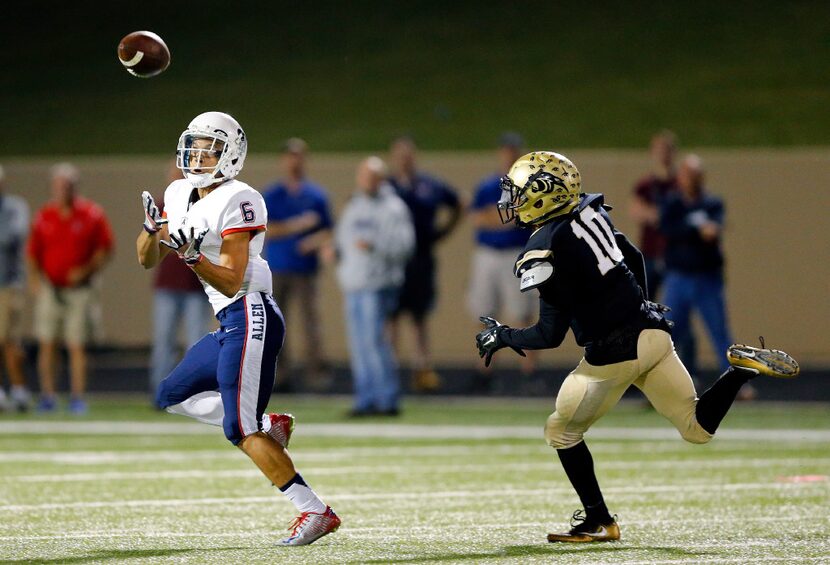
top-left (727, 337), bottom-right (799, 378)
top-left (36, 396), bottom-right (58, 413)
top-left (10, 387), bottom-right (30, 412)
top-left (411, 368), bottom-right (441, 393)
top-left (68, 397), bottom-right (88, 415)
top-left (280, 506), bottom-right (341, 546)
top-left (547, 510), bottom-right (620, 543)
top-left (264, 413), bottom-right (295, 448)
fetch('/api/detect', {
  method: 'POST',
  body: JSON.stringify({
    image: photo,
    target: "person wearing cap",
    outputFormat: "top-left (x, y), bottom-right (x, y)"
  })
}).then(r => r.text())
top-left (466, 133), bottom-right (537, 390)
top-left (262, 138), bottom-right (335, 392)
top-left (0, 165), bottom-right (32, 412)
top-left (27, 163), bottom-right (114, 413)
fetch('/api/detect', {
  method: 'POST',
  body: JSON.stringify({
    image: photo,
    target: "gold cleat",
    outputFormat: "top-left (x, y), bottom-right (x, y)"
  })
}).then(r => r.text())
top-left (727, 336), bottom-right (800, 378)
top-left (547, 510), bottom-right (621, 543)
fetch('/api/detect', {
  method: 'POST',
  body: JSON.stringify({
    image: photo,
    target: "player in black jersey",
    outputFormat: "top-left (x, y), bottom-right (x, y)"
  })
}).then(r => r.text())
top-left (475, 151), bottom-right (800, 543)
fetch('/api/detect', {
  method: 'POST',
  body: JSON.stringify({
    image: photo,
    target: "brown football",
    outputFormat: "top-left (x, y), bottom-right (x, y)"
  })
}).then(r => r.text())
top-left (117, 31), bottom-right (170, 78)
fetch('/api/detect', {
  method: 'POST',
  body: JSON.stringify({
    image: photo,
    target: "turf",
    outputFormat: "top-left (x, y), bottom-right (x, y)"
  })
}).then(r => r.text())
top-left (1, 396), bottom-right (829, 564)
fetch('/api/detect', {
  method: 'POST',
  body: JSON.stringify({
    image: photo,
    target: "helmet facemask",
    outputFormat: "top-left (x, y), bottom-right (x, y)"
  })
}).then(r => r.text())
top-left (176, 131), bottom-right (230, 189)
top-left (498, 170), bottom-right (575, 227)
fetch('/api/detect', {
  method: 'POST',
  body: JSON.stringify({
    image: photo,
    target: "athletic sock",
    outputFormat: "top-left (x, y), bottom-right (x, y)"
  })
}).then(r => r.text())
top-left (279, 474), bottom-right (327, 514)
top-left (557, 441), bottom-right (613, 524)
top-left (695, 367), bottom-right (754, 434)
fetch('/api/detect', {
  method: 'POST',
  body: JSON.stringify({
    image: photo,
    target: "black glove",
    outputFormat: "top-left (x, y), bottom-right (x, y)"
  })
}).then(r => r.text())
top-left (161, 226), bottom-right (208, 266)
top-left (475, 316), bottom-right (526, 368)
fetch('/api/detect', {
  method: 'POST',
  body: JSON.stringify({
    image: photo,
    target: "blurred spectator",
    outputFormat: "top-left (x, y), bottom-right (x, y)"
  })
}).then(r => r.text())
top-left (387, 136), bottom-right (462, 392)
top-left (466, 133), bottom-right (536, 388)
top-left (0, 165), bottom-right (32, 412)
top-left (148, 164), bottom-right (211, 406)
top-left (628, 130), bottom-right (678, 299)
top-left (659, 155), bottom-right (753, 397)
top-left (27, 163), bottom-right (114, 413)
top-left (335, 157), bottom-right (414, 416)
top-left (263, 138), bottom-right (334, 392)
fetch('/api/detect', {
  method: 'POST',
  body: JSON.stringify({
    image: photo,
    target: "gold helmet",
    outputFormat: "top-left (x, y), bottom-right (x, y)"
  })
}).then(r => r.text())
top-left (498, 151), bottom-right (581, 227)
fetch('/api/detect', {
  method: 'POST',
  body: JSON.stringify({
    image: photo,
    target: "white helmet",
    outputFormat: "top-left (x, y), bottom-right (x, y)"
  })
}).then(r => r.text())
top-left (176, 111), bottom-right (247, 188)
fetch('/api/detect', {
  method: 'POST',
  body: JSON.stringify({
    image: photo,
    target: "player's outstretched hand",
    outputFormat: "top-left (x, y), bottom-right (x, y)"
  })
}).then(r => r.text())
top-left (476, 316), bottom-right (526, 367)
top-left (141, 191), bottom-right (167, 234)
top-left (161, 226), bottom-right (208, 266)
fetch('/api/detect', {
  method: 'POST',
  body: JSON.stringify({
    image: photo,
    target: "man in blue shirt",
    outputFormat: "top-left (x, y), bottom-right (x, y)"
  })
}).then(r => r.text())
top-left (263, 138), bottom-right (334, 391)
top-left (660, 155), bottom-right (747, 395)
top-left (467, 133), bottom-right (536, 389)
top-left (387, 136), bottom-right (462, 392)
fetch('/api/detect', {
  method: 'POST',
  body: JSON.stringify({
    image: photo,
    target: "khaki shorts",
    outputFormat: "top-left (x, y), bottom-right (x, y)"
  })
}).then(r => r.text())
top-left (544, 329), bottom-right (713, 449)
top-left (466, 246), bottom-right (537, 323)
top-left (0, 287), bottom-right (23, 342)
top-left (34, 284), bottom-right (94, 346)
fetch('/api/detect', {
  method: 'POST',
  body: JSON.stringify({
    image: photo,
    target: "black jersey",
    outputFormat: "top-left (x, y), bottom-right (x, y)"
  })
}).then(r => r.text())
top-left (500, 193), bottom-right (668, 365)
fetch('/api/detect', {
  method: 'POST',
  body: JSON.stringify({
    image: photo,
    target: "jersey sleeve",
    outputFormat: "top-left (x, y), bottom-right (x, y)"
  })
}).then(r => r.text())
top-left (220, 191), bottom-right (267, 238)
top-left (500, 298), bottom-right (570, 350)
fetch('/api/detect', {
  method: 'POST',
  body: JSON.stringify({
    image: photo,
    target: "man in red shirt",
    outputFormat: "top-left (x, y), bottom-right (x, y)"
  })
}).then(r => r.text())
top-left (628, 130), bottom-right (678, 299)
top-left (27, 163), bottom-right (114, 413)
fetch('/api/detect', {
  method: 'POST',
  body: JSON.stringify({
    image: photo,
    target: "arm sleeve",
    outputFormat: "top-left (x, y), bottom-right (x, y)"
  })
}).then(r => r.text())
top-left (316, 192), bottom-right (335, 230)
top-left (615, 231), bottom-right (648, 299)
top-left (659, 198), bottom-right (697, 237)
top-left (374, 199), bottom-right (415, 262)
top-left (499, 298), bottom-right (570, 350)
top-left (96, 212), bottom-right (115, 252)
top-left (220, 192), bottom-right (267, 237)
top-left (709, 199), bottom-right (725, 225)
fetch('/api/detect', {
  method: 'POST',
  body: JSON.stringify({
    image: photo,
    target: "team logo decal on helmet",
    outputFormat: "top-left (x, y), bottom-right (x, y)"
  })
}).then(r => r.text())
top-left (498, 151), bottom-right (581, 227)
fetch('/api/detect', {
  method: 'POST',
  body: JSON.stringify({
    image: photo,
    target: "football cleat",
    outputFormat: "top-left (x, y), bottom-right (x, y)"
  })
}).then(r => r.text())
top-left (265, 413), bottom-right (295, 448)
top-left (280, 506), bottom-right (341, 546)
top-left (547, 510), bottom-right (620, 543)
top-left (727, 337), bottom-right (799, 378)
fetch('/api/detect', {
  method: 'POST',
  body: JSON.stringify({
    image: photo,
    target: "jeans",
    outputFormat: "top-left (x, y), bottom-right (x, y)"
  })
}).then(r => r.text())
top-left (662, 271), bottom-right (733, 374)
top-left (151, 290), bottom-right (212, 393)
top-left (345, 287), bottom-right (400, 411)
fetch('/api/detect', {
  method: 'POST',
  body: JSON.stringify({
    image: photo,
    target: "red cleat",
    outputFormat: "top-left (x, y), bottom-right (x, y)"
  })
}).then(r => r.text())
top-left (265, 413), bottom-right (295, 448)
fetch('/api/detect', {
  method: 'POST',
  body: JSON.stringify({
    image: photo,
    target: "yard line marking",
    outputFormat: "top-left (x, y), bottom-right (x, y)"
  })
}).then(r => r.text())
top-left (0, 481), bottom-right (824, 513)
top-left (7, 457), bottom-right (830, 483)
top-left (1, 421), bottom-right (829, 442)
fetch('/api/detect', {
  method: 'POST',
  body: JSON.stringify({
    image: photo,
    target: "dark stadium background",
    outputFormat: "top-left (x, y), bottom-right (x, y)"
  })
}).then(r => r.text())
top-left (1, 1), bottom-right (828, 399)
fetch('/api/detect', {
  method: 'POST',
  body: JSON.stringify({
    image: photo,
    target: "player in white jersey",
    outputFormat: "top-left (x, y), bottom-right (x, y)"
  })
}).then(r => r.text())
top-left (136, 112), bottom-right (340, 546)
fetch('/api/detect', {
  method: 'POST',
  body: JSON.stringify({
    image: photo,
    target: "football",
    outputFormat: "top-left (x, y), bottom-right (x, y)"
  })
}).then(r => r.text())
top-left (117, 31), bottom-right (170, 78)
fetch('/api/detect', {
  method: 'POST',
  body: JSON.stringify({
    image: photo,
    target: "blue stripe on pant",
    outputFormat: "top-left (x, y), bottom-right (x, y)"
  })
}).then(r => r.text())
top-left (155, 292), bottom-right (285, 445)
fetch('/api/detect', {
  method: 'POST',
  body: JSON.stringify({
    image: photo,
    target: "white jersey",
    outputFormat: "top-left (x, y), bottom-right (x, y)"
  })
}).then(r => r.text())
top-left (163, 179), bottom-right (273, 314)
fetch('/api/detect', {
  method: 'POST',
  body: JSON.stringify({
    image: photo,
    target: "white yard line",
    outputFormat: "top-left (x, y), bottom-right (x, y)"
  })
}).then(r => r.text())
top-left (1, 420), bottom-right (829, 441)
top-left (0, 481), bottom-right (824, 513)
top-left (5, 457), bottom-right (829, 483)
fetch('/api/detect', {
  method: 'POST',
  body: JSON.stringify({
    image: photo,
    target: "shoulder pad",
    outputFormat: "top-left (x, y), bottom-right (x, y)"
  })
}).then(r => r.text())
top-left (577, 193), bottom-right (608, 212)
top-left (514, 249), bottom-right (553, 277)
top-left (517, 259), bottom-right (554, 292)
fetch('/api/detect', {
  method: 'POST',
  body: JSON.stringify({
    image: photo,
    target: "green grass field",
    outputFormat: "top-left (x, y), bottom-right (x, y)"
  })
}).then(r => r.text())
top-left (1, 396), bottom-right (829, 564)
